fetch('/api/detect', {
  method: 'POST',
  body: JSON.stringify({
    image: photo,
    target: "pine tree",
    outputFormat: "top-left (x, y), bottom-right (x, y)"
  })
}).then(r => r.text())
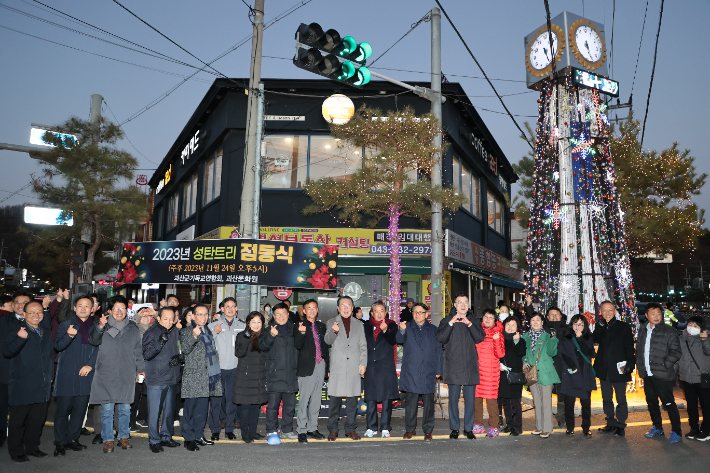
top-left (303, 106), bottom-right (465, 318)
top-left (24, 116), bottom-right (149, 283)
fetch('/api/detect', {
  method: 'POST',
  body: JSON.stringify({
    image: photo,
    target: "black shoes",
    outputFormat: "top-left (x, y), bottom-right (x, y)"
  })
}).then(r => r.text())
top-left (686, 429), bottom-right (700, 440)
top-left (307, 430), bottom-right (325, 440)
top-left (11, 454), bottom-right (30, 463)
top-left (598, 425), bottom-right (615, 433)
top-left (582, 430), bottom-right (593, 438)
top-left (92, 433), bottom-right (103, 444)
top-left (614, 428), bottom-right (625, 437)
top-left (449, 430), bottom-right (459, 439)
top-left (243, 434), bottom-right (253, 444)
top-left (211, 433), bottom-right (220, 441)
top-left (464, 430), bottom-right (476, 439)
top-left (501, 426), bottom-right (512, 434)
top-left (195, 437), bottom-right (214, 446)
top-left (252, 432), bottom-right (266, 440)
top-left (566, 430), bottom-right (574, 436)
top-left (184, 441), bottom-right (199, 451)
top-left (149, 442), bottom-right (164, 453)
top-left (161, 439), bottom-right (181, 448)
top-left (54, 445), bottom-right (67, 457)
top-left (510, 429), bottom-right (520, 436)
top-left (68, 439), bottom-right (87, 451)
top-left (298, 433), bottom-right (308, 443)
top-left (81, 427), bottom-right (92, 436)
top-left (27, 450), bottom-right (48, 458)
top-left (225, 432), bottom-right (237, 440)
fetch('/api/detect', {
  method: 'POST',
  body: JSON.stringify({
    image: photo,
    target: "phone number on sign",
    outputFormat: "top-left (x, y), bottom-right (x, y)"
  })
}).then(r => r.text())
top-left (369, 244), bottom-right (431, 255)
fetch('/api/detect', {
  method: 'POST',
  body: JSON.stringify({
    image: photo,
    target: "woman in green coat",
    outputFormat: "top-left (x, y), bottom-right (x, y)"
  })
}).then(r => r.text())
top-left (522, 312), bottom-right (560, 438)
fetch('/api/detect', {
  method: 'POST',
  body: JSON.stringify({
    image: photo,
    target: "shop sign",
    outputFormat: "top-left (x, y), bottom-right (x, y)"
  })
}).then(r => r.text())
top-left (342, 282), bottom-right (363, 301)
top-left (445, 230), bottom-right (523, 281)
top-left (273, 287), bottom-right (292, 300)
top-left (136, 174), bottom-right (148, 185)
top-left (116, 239), bottom-right (339, 289)
top-left (265, 115), bottom-right (305, 121)
top-left (322, 94), bottom-right (355, 125)
top-left (180, 130), bottom-right (200, 165)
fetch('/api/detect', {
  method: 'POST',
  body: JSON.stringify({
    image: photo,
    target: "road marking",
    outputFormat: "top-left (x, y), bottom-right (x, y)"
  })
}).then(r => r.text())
top-left (45, 417), bottom-right (701, 444)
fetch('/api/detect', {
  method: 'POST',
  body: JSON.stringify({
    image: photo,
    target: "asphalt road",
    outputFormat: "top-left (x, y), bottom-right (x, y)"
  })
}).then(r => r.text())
top-left (0, 408), bottom-right (707, 473)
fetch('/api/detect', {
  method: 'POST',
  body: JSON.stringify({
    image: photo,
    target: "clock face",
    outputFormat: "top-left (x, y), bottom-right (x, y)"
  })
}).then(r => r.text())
top-left (529, 31), bottom-right (559, 70)
top-left (575, 25), bottom-right (603, 62)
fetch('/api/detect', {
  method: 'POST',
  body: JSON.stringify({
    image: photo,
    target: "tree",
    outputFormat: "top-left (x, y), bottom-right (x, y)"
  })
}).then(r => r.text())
top-left (303, 106), bottom-right (465, 319)
top-left (512, 114), bottom-right (706, 257)
top-left (25, 116), bottom-right (148, 283)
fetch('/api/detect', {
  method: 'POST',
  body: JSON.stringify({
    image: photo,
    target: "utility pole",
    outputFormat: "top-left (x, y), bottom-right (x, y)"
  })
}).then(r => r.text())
top-left (249, 83), bottom-right (265, 312)
top-left (429, 7), bottom-right (444, 327)
top-left (239, 0), bottom-right (265, 242)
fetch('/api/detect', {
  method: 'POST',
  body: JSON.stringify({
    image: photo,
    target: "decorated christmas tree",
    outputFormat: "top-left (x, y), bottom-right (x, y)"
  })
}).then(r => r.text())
top-left (303, 106), bottom-right (464, 319)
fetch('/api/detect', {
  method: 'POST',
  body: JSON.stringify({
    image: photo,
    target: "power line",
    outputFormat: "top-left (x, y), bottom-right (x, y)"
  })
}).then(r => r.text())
top-left (369, 12), bottom-right (431, 66)
top-left (103, 100), bottom-right (158, 165)
top-left (631, 0), bottom-right (649, 96)
top-left (0, 24), bottom-right (213, 84)
top-left (0, 183), bottom-right (33, 205)
top-left (640, 0), bottom-right (664, 149)
top-left (434, 0), bottom-right (533, 150)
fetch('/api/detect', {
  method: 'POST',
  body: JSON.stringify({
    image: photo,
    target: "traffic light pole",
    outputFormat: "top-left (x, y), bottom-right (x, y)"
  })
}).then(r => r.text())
top-left (249, 83), bottom-right (265, 313)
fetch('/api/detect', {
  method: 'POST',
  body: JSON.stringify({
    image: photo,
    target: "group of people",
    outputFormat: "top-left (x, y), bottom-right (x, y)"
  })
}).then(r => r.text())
top-left (1, 290), bottom-right (708, 464)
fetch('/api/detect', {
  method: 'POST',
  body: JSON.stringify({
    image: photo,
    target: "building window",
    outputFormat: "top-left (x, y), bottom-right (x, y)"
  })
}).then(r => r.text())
top-left (155, 205), bottom-right (164, 237)
top-left (262, 135), bottom-right (308, 188)
top-left (309, 136), bottom-right (361, 183)
top-left (487, 191), bottom-right (504, 234)
top-left (453, 154), bottom-right (480, 217)
top-left (183, 173), bottom-right (197, 219)
top-left (167, 192), bottom-right (179, 230)
top-left (203, 150), bottom-right (222, 205)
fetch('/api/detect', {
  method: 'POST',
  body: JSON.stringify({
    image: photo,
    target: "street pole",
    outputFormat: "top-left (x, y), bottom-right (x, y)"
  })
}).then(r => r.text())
top-left (429, 7), bottom-right (444, 327)
top-left (250, 83), bottom-right (265, 312)
top-left (239, 0), bottom-right (265, 241)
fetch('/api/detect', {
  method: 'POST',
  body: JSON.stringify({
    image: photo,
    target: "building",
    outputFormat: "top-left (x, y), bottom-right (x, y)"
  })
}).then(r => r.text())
top-left (142, 78), bottom-right (522, 317)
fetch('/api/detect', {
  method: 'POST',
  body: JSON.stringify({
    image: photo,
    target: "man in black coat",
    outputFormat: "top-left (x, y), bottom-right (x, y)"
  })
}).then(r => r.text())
top-left (142, 307), bottom-right (182, 453)
top-left (594, 301), bottom-right (636, 436)
top-left (637, 302), bottom-right (683, 443)
top-left (3, 299), bottom-right (53, 463)
top-left (293, 299), bottom-right (330, 443)
top-left (259, 303), bottom-right (299, 442)
top-left (436, 292), bottom-right (485, 439)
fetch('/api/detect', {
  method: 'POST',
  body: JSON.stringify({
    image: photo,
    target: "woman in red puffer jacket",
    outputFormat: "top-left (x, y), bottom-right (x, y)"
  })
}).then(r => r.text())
top-left (472, 308), bottom-right (505, 438)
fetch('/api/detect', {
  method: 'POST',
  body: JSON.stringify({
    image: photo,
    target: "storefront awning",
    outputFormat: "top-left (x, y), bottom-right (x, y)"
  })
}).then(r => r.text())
top-left (490, 274), bottom-right (525, 290)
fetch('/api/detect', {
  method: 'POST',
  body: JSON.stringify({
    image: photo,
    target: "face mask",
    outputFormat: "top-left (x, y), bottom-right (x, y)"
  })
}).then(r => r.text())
top-left (687, 326), bottom-right (701, 336)
top-left (265, 308), bottom-right (271, 313)
top-left (499, 312), bottom-right (509, 322)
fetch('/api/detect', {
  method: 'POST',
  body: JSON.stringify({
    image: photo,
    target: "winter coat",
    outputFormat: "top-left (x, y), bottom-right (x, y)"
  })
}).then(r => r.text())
top-left (396, 320), bottom-right (442, 394)
top-left (324, 315), bottom-right (367, 398)
top-left (636, 321), bottom-right (682, 381)
top-left (208, 315), bottom-right (246, 371)
top-left (436, 313), bottom-right (485, 386)
top-left (678, 330), bottom-right (710, 384)
top-left (142, 323), bottom-right (181, 386)
top-left (293, 319), bottom-right (330, 378)
top-left (545, 321), bottom-right (569, 380)
top-left (3, 310), bottom-right (54, 406)
top-left (53, 317), bottom-right (98, 397)
top-left (593, 317), bottom-right (636, 383)
top-left (89, 321), bottom-right (144, 404)
top-left (363, 321), bottom-right (400, 402)
top-left (475, 321), bottom-right (505, 399)
top-left (260, 321), bottom-right (299, 393)
top-left (499, 336), bottom-right (526, 398)
top-left (522, 331), bottom-right (560, 386)
top-left (233, 331), bottom-right (268, 405)
top-left (558, 335), bottom-right (596, 399)
top-left (0, 313), bottom-right (22, 384)
top-left (180, 325), bottom-right (222, 399)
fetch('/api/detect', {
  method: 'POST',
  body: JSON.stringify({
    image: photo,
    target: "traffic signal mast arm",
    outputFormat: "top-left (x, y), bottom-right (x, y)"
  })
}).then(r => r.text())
top-left (368, 70), bottom-right (445, 103)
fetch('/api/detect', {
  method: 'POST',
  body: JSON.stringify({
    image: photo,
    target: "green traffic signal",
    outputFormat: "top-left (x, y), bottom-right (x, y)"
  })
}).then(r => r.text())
top-left (353, 42), bottom-right (372, 62)
top-left (336, 36), bottom-right (357, 57)
top-left (336, 61), bottom-right (355, 80)
top-left (353, 66), bottom-right (371, 86)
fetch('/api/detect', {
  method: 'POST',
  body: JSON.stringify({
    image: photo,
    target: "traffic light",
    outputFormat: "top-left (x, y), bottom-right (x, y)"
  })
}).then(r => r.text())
top-left (71, 241), bottom-right (89, 278)
top-left (294, 23), bottom-right (372, 88)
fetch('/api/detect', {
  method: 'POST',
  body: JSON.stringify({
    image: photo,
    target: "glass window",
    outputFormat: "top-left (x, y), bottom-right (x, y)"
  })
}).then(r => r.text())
top-left (462, 164), bottom-right (472, 214)
top-left (471, 174), bottom-right (480, 217)
top-left (167, 193), bottom-right (179, 229)
top-left (487, 191), bottom-right (504, 234)
top-left (452, 155), bottom-right (461, 193)
top-left (183, 174), bottom-right (197, 219)
top-left (155, 205), bottom-right (164, 237)
top-left (496, 198), bottom-right (504, 234)
top-left (262, 135), bottom-right (308, 188)
top-left (203, 150), bottom-right (223, 204)
top-left (309, 136), bottom-right (360, 183)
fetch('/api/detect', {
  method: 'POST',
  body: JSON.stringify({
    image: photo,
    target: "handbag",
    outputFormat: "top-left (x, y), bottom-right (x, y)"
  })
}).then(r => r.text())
top-left (523, 341), bottom-right (542, 386)
top-left (507, 369), bottom-right (527, 385)
top-left (685, 339), bottom-right (710, 389)
top-left (572, 336), bottom-right (596, 377)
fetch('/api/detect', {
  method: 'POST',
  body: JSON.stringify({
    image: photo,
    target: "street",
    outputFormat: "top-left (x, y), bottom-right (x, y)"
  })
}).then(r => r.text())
top-left (0, 409), bottom-right (706, 473)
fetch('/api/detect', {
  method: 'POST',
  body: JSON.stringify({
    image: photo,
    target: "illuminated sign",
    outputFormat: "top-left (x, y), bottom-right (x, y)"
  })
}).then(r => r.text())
top-left (136, 174), bottom-right (148, 185)
top-left (180, 130), bottom-right (200, 165)
top-left (29, 127), bottom-right (77, 148)
top-left (573, 69), bottom-right (619, 97)
top-left (322, 94), bottom-right (355, 125)
top-left (156, 164), bottom-right (172, 194)
top-left (24, 206), bottom-right (73, 226)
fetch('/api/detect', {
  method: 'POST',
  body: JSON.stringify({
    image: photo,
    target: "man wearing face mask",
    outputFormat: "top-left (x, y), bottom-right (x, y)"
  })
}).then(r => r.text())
top-left (544, 307), bottom-right (569, 430)
top-left (594, 301), bottom-right (636, 437)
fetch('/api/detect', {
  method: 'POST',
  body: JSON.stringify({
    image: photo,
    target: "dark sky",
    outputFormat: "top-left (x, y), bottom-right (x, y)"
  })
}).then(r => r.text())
top-left (1, 0), bottom-right (707, 219)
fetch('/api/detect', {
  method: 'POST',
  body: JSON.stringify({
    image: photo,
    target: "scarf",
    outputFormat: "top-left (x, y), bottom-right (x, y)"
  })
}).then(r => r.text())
top-left (311, 321), bottom-right (322, 364)
top-left (196, 322), bottom-right (221, 396)
top-left (341, 316), bottom-right (351, 338)
top-left (74, 315), bottom-right (93, 344)
top-left (106, 315), bottom-right (129, 338)
top-left (529, 328), bottom-right (544, 352)
top-left (370, 317), bottom-right (393, 341)
top-left (503, 331), bottom-right (516, 341)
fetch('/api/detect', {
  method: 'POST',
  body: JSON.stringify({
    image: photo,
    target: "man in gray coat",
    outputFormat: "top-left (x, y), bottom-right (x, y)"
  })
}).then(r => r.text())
top-left (324, 296), bottom-right (367, 441)
top-left (207, 297), bottom-right (245, 441)
top-left (89, 296), bottom-right (145, 453)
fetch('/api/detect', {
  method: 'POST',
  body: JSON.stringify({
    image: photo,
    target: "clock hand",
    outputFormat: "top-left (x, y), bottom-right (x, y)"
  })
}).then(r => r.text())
top-left (543, 47), bottom-right (549, 60)
top-left (585, 40), bottom-right (590, 52)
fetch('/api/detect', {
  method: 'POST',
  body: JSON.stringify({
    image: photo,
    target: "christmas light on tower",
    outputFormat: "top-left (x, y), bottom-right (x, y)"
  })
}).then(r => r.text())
top-left (523, 12), bottom-right (637, 328)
